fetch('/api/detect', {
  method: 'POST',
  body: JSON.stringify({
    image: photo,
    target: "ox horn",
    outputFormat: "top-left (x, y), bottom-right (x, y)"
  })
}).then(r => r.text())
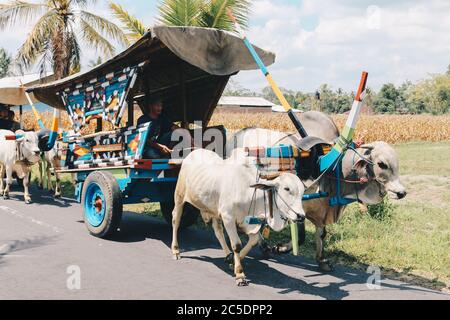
top-left (360, 143), bottom-right (375, 150)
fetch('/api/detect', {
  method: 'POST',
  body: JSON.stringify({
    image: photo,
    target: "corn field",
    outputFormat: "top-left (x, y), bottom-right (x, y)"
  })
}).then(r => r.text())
top-left (17, 110), bottom-right (450, 144)
top-left (210, 112), bottom-right (450, 144)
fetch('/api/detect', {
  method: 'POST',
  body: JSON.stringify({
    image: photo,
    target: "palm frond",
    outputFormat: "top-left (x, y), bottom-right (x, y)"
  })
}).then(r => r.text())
top-left (16, 10), bottom-right (58, 70)
top-left (0, 1), bottom-right (49, 30)
top-left (157, 0), bottom-right (203, 27)
top-left (79, 17), bottom-right (116, 58)
top-left (79, 10), bottom-right (130, 48)
top-left (109, 1), bottom-right (146, 42)
top-left (201, 0), bottom-right (251, 31)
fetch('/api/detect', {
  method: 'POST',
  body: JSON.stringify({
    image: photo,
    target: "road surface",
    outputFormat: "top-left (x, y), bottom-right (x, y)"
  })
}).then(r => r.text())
top-left (0, 187), bottom-right (448, 300)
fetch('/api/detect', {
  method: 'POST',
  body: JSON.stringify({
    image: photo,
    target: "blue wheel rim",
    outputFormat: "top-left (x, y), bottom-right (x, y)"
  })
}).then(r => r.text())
top-left (84, 182), bottom-right (106, 227)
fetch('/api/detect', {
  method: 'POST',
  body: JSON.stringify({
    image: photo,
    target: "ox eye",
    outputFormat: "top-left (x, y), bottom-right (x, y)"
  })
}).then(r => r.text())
top-left (378, 162), bottom-right (389, 170)
top-left (284, 187), bottom-right (290, 192)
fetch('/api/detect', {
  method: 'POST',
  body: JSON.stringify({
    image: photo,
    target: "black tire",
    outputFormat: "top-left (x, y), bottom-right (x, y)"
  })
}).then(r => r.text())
top-left (160, 201), bottom-right (199, 228)
top-left (81, 171), bottom-right (123, 238)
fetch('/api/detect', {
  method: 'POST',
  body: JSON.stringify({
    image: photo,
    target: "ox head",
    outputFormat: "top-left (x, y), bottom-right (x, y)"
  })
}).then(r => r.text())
top-left (16, 130), bottom-right (41, 164)
top-left (252, 173), bottom-right (306, 231)
top-left (348, 141), bottom-right (407, 204)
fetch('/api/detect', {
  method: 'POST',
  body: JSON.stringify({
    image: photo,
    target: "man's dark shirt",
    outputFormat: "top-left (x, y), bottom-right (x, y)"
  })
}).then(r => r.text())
top-left (0, 119), bottom-right (20, 132)
top-left (137, 114), bottom-right (174, 143)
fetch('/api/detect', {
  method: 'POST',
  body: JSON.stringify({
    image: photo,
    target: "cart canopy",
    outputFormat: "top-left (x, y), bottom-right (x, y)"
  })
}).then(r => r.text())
top-left (28, 26), bottom-right (275, 125)
top-left (0, 73), bottom-right (54, 106)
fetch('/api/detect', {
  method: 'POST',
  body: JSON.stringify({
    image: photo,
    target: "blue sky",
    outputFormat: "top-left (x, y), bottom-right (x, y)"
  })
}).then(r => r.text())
top-left (1, 0), bottom-right (449, 93)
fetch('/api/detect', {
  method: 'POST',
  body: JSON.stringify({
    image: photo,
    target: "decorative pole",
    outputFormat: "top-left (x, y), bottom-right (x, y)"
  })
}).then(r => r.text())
top-left (22, 83), bottom-right (59, 151)
top-left (319, 71), bottom-right (368, 171)
top-left (226, 9), bottom-right (309, 138)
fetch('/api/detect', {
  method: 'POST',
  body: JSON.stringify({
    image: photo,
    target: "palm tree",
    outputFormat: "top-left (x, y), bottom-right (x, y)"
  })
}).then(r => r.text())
top-left (0, 48), bottom-right (11, 78)
top-left (109, 0), bottom-right (251, 44)
top-left (0, 0), bottom-right (129, 79)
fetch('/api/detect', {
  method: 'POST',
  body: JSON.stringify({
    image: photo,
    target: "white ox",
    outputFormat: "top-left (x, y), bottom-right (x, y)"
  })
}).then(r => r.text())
top-left (0, 130), bottom-right (41, 203)
top-left (229, 125), bottom-right (407, 271)
top-left (171, 149), bottom-right (306, 286)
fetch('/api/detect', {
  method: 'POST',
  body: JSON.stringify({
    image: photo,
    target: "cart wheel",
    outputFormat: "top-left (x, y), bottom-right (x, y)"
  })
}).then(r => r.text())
top-left (160, 201), bottom-right (199, 228)
top-left (82, 171), bottom-right (123, 238)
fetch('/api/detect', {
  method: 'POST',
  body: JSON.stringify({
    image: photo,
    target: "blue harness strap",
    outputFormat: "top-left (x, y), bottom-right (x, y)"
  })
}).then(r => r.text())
top-left (329, 159), bottom-right (358, 207)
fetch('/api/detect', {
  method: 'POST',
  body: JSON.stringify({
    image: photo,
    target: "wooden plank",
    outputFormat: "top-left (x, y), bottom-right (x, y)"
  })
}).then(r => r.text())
top-left (92, 143), bottom-right (124, 153)
top-left (55, 165), bottom-right (132, 174)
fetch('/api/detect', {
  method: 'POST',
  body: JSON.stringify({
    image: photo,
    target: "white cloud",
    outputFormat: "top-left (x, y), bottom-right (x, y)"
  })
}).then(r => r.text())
top-left (1, 0), bottom-right (448, 94)
top-left (234, 0), bottom-right (450, 93)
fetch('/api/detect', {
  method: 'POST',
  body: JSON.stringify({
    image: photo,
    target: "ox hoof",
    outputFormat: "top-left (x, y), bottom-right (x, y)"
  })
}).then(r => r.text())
top-left (54, 193), bottom-right (62, 199)
top-left (172, 253), bottom-right (181, 261)
top-left (25, 199), bottom-right (32, 204)
top-left (3, 194), bottom-right (9, 200)
top-left (318, 261), bottom-right (334, 272)
top-left (236, 277), bottom-right (249, 287)
top-left (273, 243), bottom-right (292, 255)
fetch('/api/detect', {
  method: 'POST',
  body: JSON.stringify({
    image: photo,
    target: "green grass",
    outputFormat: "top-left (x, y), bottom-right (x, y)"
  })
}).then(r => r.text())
top-left (42, 141), bottom-right (450, 292)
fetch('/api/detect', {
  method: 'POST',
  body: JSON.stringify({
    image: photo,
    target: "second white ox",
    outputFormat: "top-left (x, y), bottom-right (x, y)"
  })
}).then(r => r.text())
top-left (171, 149), bottom-right (306, 286)
top-left (0, 130), bottom-right (41, 203)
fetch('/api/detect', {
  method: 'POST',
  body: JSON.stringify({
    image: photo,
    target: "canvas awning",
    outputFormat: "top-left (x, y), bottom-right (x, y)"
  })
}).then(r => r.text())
top-left (28, 26), bottom-right (275, 124)
top-left (0, 73), bottom-right (54, 106)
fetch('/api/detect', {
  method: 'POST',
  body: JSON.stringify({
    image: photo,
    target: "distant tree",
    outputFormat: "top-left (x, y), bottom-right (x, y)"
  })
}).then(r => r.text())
top-left (261, 86), bottom-right (278, 104)
top-left (407, 74), bottom-right (450, 115)
top-left (373, 83), bottom-right (401, 113)
top-left (0, 48), bottom-right (11, 78)
top-left (262, 86), bottom-right (298, 108)
top-left (335, 88), bottom-right (353, 113)
top-left (223, 79), bottom-right (256, 97)
top-left (318, 84), bottom-right (336, 113)
top-left (447, 64), bottom-right (450, 75)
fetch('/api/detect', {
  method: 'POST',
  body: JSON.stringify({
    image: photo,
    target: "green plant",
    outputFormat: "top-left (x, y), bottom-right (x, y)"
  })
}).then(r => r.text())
top-left (367, 197), bottom-right (395, 221)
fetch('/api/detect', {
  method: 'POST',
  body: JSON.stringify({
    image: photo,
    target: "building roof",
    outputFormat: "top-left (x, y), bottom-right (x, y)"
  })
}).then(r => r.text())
top-left (218, 96), bottom-right (275, 107)
top-left (272, 105), bottom-right (302, 113)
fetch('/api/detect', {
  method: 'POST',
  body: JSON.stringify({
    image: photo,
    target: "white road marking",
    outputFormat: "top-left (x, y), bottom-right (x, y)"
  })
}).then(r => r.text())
top-left (0, 205), bottom-right (62, 234)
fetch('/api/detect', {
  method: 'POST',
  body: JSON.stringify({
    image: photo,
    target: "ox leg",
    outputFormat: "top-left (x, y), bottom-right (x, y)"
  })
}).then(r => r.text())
top-left (3, 165), bottom-right (12, 199)
top-left (171, 202), bottom-right (184, 260)
top-left (239, 233), bottom-right (260, 260)
top-left (0, 164), bottom-right (4, 194)
top-left (38, 161), bottom-right (44, 190)
top-left (46, 164), bottom-right (54, 192)
top-left (23, 170), bottom-right (32, 204)
top-left (222, 216), bottom-right (248, 286)
top-left (315, 226), bottom-right (333, 272)
top-left (211, 218), bottom-right (232, 261)
top-left (54, 172), bottom-right (61, 198)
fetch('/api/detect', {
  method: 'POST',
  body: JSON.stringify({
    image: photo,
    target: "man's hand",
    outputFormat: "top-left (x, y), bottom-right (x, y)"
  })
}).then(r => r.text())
top-left (158, 144), bottom-right (172, 155)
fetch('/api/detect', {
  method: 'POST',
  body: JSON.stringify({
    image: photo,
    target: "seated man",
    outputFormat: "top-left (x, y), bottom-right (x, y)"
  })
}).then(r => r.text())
top-left (0, 104), bottom-right (20, 132)
top-left (137, 97), bottom-right (180, 159)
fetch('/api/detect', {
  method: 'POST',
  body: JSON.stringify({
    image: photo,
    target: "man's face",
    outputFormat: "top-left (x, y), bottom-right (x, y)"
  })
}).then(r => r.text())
top-left (0, 109), bottom-right (9, 119)
top-left (149, 102), bottom-right (163, 116)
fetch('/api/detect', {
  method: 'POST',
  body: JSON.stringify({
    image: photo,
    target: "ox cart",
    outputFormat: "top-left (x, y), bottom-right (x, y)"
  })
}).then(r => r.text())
top-left (27, 26), bottom-right (276, 238)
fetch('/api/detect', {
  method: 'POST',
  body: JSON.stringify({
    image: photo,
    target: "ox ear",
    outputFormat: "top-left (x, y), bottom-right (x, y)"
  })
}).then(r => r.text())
top-left (250, 180), bottom-right (277, 191)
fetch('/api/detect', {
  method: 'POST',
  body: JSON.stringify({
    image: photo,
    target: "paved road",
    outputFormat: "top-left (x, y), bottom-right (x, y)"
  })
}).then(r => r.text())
top-left (0, 187), bottom-right (448, 300)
